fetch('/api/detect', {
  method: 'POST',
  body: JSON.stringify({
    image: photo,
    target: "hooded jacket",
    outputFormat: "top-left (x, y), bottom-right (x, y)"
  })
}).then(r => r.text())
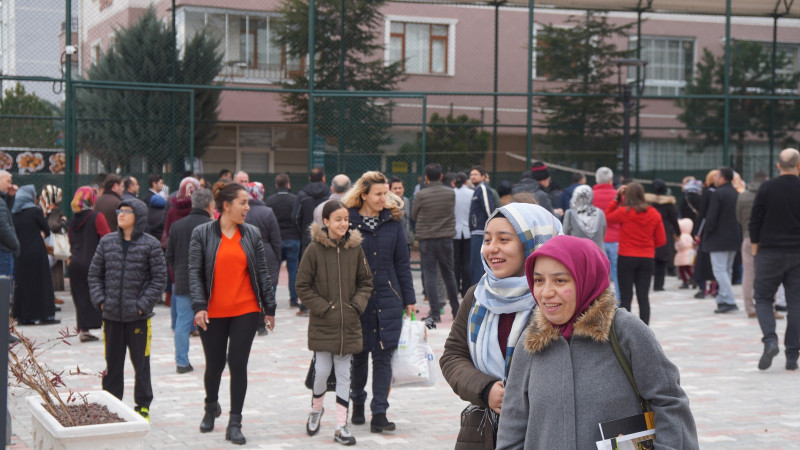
top-left (88, 199), bottom-right (168, 323)
top-left (674, 218), bottom-right (695, 267)
top-left (605, 200), bottom-right (667, 258)
top-left (188, 220), bottom-right (277, 316)
top-left (295, 223), bottom-right (373, 355)
top-left (511, 177), bottom-right (554, 213)
top-left (497, 290), bottom-right (698, 450)
top-left (293, 182), bottom-right (331, 252)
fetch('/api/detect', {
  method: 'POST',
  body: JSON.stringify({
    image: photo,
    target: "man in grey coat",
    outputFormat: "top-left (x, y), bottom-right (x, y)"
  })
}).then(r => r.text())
top-left (245, 181), bottom-right (282, 335)
top-left (412, 162), bottom-right (459, 323)
top-left (88, 198), bottom-right (167, 422)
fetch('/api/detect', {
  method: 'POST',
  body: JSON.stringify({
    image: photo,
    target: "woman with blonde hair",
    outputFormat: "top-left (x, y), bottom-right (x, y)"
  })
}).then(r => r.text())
top-left (342, 171), bottom-right (415, 432)
top-left (693, 169), bottom-right (720, 299)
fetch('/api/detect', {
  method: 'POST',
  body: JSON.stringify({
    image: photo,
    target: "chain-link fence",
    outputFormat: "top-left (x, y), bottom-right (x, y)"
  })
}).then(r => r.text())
top-left (2, 0), bottom-right (800, 207)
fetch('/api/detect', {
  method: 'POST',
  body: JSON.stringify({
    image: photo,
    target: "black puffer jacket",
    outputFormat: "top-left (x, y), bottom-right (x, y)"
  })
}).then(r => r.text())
top-left (188, 221), bottom-right (277, 316)
top-left (88, 198), bottom-right (168, 322)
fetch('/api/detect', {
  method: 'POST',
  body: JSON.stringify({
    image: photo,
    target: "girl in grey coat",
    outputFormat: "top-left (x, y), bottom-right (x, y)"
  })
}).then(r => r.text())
top-left (497, 235), bottom-right (697, 450)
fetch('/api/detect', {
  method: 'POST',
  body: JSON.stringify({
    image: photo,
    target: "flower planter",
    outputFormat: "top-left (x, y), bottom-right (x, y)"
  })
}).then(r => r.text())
top-left (27, 390), bottom-right (150, 450)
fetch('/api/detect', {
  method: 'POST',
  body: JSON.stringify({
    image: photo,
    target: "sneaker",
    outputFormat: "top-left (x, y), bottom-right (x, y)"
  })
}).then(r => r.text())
top-left (134, 405), bottom-right (150, 423)
top-left (79, 332), bottom-right (99, 343)
top-left (714, 304), bottom-right (739, 314)
top-left (290, 299), bottom-right (300, 308)
top-left (759, 342), bottom-right (780, 370)
top-left (306, 408), bottom-right (324, 436)
top-left (176, 364), bottom-right (194, 374)
top-left (787, 357), bottom-right (799, 371)
top-left (334, 424), bottom-right (356, 445)
top-left (693, 291), bottom-right (706, 299)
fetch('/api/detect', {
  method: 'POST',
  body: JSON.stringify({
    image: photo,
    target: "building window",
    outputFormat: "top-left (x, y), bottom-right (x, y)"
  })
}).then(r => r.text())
top-left (385, 16), bottom-right (456, 76)
top-left (754, 42), bottom-right (799, 78)
top-left (179, 7), bottom-right (304, 83)
top-left (91, 43), bottom-right (102, 64)
top-left (629, 36), bottom-right (694, 96)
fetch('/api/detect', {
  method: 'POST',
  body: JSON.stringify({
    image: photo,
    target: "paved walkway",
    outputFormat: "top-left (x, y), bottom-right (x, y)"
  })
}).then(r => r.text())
top-left (7, 268), bottom-right (799, 449)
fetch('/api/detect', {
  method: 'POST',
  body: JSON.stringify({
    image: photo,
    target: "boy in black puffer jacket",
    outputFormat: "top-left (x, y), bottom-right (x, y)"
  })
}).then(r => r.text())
top-left (88, 198), bottom-right (167, 422)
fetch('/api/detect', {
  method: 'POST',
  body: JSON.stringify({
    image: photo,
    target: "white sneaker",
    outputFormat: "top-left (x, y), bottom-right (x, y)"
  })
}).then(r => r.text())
top-left (306, 408), bottom-right (323, 436)
top-left (334, 424), bottom-right (356, 445)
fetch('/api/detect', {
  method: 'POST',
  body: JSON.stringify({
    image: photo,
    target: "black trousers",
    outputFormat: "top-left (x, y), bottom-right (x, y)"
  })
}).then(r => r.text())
top-left (102, 318), bottom-right (153, 408)
top-left (350, 346), bottom-right (393, 415)
top-left (653, 260), bottom-right (668, 290)
top-left (453, 238), bottom-right (472, 298)
top-left (618, 256), bottom-right (654, 325)
top-left (199, 312), bottom-right (260, 414)
top-left (419, 238), bottom-right (460, 319)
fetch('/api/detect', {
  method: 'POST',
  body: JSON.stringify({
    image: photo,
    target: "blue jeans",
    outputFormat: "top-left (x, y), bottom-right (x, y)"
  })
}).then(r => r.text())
top-left (281, 239), bottom-right (300, 301)
top-left (710, 251), bottom-right (736, 306)
top-left (173, 294), bottom-right (194, 367)
top-left (0, 250), bottom-right (14, 279)
top-left (603, 242), bottom-right (620, 300)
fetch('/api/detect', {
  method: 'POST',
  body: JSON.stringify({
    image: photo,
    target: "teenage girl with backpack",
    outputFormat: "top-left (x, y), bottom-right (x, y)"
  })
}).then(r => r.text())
top-left (295, 200), bottom-right (373, 446)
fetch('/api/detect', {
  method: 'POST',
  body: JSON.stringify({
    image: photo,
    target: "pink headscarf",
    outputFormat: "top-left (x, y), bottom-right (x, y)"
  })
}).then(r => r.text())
top-left (245, 182), bottom-right (265, 201)
top-left (177, 177), bottom-right (201, 200)
top-left (525, 235), bottom-right (610, 339)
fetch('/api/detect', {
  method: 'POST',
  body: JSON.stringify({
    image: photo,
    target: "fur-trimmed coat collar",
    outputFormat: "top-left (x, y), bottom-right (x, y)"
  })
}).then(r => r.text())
top-left (523, 288), bottom-right (617, 354)
top-left (645, 193), bottom-right (676, 205)
top-left (310, 221), bottom-right (363, 249)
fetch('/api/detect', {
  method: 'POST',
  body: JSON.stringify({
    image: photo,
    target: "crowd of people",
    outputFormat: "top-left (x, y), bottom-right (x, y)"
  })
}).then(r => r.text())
top-left (6, 148), bottom-right (800, 447)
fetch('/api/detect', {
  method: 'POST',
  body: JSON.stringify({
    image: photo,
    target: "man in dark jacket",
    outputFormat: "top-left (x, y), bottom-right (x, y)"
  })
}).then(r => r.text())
top-left (141, 174), bottom-right (166, 238)
top-left (511, 163), bottom-right (556, 214)
top-left (121, 176), bottom-right (139, 200)
top-left (95, 174), bottom-right (124, 232)
top-left (412, 163), bottom-right (459, 322)
top-left (293, 167), bottom-right (330, 315)
top-left (0, 171), bottom-right (20, 277)
top-left (245, 181), bottom-right (282, 335)
top-left (468, 165), bottom-right (496, 285)
top-left (702, 167), bottom-right (741, 314)
top-left (559, 172), bottom-right (586, 211)
top-left (88, 198), bottom-right (167, 422)
top-left (750, 148), bottom-right (800, 371)
top-left (166, 189), bottom-right (214, 373)
top-left (265, 173), bottom-right (301, 308)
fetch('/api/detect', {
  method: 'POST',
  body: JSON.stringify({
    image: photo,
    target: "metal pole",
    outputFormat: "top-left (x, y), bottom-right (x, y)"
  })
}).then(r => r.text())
top-left (171, 0), bottom-right (178, 177)
top-left (722, 0), bottom-right (732, 167)
top-left (491, 1), bottom-right (502, 181)
top-left (634, 9), bottom-right (642, 177)
top-left (421, 96), bottom-right (427, 171)
top-left (622, 84), bottom-right (632, 179)
top-left (525, 0), bottom-right (534, 169)
top-left (64, 0), bottom-right (76, 215)
top-left (307, 0), bottom-right (316, 171)
top-left (190, 91), bottom-right (195, 172)
top-left (338, 0), bottom-right (345, 172)
top-left (0, 278), bottom-right (10, 447)
top-left (768, 15), bottom-right (778, 178)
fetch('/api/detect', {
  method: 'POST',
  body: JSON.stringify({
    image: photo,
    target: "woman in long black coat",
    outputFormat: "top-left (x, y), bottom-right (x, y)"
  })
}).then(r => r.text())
top-left (647, 179), bottom-right (680, 291)
top-left (693, 170), bottom-right (718, 298)
top-left (344, 171), bottom-right (416, 433)
top-left (67, 186), bottom-right (110, 341)
top-left (12, 185), bottom-right (57, 325)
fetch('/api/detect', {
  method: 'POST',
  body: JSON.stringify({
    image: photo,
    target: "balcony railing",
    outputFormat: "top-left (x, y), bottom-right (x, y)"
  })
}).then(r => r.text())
top-left (217, 62), bottom-right (306, 84)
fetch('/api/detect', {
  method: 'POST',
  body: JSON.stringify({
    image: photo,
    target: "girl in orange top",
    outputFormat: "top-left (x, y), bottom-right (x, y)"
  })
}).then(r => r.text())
top-left (189, 181), bottom-right (276, 446)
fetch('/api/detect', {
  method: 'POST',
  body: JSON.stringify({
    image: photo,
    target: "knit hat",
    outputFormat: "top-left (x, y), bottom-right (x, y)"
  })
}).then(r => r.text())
top-left (530, 162), bottom-right (550, 182)
top-left (246, 181), bottom-right (265, 201)
top-left (652, 179), bottom-right (667, 195)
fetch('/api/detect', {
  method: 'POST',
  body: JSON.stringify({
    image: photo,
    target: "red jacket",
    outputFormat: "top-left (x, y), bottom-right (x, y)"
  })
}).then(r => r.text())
top-left (593, 184), bottom-right (620, 243)
top-left (605, 200), bottom-right (666, 258)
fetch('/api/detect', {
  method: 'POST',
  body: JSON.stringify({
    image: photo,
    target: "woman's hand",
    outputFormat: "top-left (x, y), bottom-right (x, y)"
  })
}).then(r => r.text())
top-left (404, 305), bottom-right (416, 317)
top-left (194, 310), bottom-right (209, 331)
top-left (264, 315), bottom-right (275, 331)
top-left (488, 381), bottom-right (504, 414)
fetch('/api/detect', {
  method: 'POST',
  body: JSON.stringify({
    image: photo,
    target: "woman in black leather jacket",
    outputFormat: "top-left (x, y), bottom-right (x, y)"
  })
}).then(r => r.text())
top-left (188, 181), bottom-right (276, 446)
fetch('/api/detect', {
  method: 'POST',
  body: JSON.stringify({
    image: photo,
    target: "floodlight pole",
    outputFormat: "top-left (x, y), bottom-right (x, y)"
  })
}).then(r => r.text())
top-left (722, 0), bottom-right (731, 167)
top-left (307, 0), bottom-right (316, 171)
top-left (613, 59), bottom-right (647, 180)
top-left (525, 0), bottom-right (535, 169)
top-left (769, 14), bottom-right (778, 178)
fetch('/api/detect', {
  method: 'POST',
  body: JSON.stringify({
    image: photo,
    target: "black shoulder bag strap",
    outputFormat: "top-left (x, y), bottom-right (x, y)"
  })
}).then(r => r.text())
top-left (609, 309), bottom-right (653, 414)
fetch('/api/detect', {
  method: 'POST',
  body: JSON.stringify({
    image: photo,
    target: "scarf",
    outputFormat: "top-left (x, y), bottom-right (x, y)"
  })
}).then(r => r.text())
top-left (38, 185), bottom-right (62, 214)
top-left (469, 203), bottom-right (563, 380)
top-left (71, 186), bottom-right (97, 213)
top-left (525, 235), bottom-right (610, 339)
top-left (246, 181), bottom-right (265, 201)
top-left (568, 184), bottom-right (602, 236)
top-left (11, 185), bottom-right (38, 214)
top-left (177, 177), bottom-right (201, 200)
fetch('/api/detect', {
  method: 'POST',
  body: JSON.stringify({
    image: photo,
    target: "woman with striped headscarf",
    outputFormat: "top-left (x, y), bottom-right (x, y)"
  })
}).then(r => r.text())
top-left (39, 185), bottom-right (68, 291)
top-left (67, 186), bottom-right (110, 341)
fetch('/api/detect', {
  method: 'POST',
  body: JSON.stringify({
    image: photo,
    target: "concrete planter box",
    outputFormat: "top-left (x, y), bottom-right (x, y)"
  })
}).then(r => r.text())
top-left (27, 390), bottom-right (150, 450)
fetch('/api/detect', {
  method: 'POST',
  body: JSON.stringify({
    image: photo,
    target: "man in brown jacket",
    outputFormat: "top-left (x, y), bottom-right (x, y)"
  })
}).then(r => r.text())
top-left (412, 163), bottom-right (459, 323)
top-left (95, 174), bottom-right (124, 232)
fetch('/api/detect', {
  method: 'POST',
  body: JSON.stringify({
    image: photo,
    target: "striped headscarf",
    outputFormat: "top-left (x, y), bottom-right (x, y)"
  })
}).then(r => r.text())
top-left (245, 181), bottom-right (265, 201)
top-left (71, 186), bottom-right (98, 213)
top-left (468, 203), bottom-right (563, 381)
top-left (38, 185), bottom-right (63, 214)
top-left (178, 177), bottom-right (201, 200)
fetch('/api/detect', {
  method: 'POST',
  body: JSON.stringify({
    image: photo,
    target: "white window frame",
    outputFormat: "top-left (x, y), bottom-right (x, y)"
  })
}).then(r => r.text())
top-left (384, 15), bottom-right (457, 77)
top-left (630, 35), bottom-right (695, 96)
top-left (90, 39), bottom-right (102, 65)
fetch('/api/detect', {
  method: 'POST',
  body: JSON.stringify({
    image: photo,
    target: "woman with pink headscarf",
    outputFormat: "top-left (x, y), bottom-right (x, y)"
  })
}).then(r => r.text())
top-left (161, 177), bottom-right (201, 315)
top-left (497, 235), bottom-right (697, 449)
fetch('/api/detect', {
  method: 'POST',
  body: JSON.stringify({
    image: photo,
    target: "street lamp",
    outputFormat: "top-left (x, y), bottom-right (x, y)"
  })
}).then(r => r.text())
top-left (611, 58), bottom-right (647, 179)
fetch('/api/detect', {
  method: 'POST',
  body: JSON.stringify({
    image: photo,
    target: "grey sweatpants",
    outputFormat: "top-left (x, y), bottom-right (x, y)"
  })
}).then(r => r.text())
top-left (313, 351), bottom-right (352, 404)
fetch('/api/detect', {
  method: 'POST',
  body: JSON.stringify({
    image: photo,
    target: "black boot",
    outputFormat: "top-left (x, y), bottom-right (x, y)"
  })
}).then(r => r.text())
top-left (226, 413), bottom-right (246, 445)
top-left (371, 413), bottom-right (396, 433)
top-left (351, 404), bottom-right (365, 425)
top-left (199, 402), bottom-right (221, 433)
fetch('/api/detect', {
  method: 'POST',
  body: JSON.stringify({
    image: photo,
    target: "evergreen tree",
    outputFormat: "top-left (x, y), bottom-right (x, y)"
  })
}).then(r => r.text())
top-left (273, 0), bottom-right (405, 169)
top-left (677, 41), bottom-right (800, 172)
top-left (0, 85), bottom-right (60, 148)
top-left (77, 7), bottom-right (222, 172)
top-left (534, 14), bottom-right (633, 169)
top-left (398, 113), bottom-right (491, 173)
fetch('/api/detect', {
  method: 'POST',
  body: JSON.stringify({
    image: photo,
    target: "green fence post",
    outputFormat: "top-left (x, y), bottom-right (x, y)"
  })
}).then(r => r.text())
top-left (722, 0), bottom-right (732, 167)
top-left (63, 0), bottom-right (75, 217)
top-left (525, 0), bottom-right (534, 169)
top-left (189, 91), bottom-right (195, 173)
top-left (421, 96), bottom-right (427, 173)
top-left (307, 0), bottom-right (316, 171)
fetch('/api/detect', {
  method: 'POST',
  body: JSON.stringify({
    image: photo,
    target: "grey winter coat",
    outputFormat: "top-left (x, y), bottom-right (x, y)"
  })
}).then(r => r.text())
top-left (511, 177), bottom-right (554, 213)
top-left (0, 191), bottom-right (19, 256)
top-left (497, 290), bottom-right (698, 450)
top-left (188, 220), bottom-right (277, 316)
top-left (88, 199), bottom-right (168, 323)
top-left (245, 199), bottom-right (282, 283)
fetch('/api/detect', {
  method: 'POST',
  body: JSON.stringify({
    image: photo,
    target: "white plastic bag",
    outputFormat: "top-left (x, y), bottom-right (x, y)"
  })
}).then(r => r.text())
top-left (391, 318), bottom-right (437, 387)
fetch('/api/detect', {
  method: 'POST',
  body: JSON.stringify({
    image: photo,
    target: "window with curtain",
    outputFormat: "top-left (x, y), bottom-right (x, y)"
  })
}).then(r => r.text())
top-left (389, 21), bottom-right (449, 75)
top-left (629, 36), bottom-right (694, 96)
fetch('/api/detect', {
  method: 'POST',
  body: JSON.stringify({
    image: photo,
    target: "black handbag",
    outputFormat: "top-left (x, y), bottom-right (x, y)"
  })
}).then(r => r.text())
top-left (304, 352), bottom-right (337, 392)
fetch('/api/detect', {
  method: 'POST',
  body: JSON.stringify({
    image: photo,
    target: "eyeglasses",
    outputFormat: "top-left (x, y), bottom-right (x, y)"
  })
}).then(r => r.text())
top-left (116, 209), bottom-right (134, 216)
